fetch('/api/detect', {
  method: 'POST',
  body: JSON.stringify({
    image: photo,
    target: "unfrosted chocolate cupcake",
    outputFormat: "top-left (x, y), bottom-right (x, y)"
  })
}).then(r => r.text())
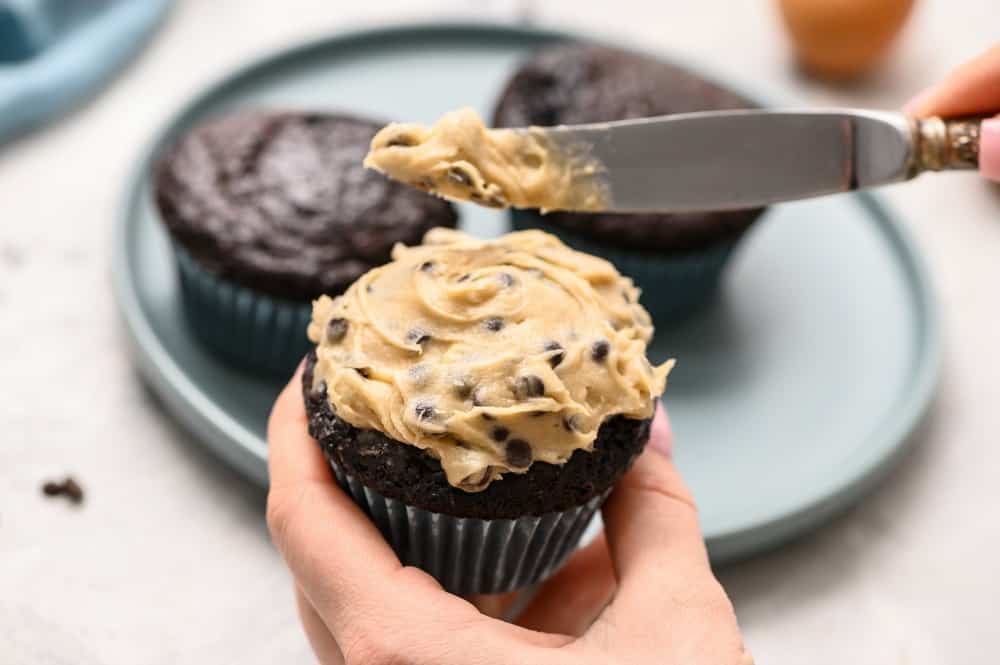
top-left (493, 44), bottom-right (768, 322)
top-left (303, 228), bottom-right (672, 593)
top-left (154, 110), bottom-right (458, 376)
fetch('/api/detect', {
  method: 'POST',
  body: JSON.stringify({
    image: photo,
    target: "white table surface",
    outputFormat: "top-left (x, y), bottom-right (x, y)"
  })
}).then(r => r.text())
top-left (3, 1), bottom-right (998, 662)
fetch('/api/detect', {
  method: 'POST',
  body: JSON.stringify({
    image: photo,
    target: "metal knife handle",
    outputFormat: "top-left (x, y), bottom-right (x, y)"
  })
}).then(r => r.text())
top-left (909, 115), bottom-right (985, 174)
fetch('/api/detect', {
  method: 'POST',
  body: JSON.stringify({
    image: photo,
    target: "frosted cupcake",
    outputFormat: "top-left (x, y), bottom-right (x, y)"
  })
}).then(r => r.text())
top-left (303, 228), bottom-right (672, 593)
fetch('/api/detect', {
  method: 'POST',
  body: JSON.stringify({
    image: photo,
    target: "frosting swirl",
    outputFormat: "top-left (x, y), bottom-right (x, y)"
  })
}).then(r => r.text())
top-left (308, 229), bottom-right (672, 491)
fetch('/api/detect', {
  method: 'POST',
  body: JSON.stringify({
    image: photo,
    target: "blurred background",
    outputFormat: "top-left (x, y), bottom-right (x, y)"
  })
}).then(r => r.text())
top-left (2, 0), bottom-right (999, 662)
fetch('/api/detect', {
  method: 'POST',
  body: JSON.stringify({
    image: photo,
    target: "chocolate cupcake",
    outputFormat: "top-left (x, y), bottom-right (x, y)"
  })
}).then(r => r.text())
top-left (304, 228), bottom-right (672, 593)
top-left (154, 111), bottom-right (458, 376)
top-left (492, 44), bottom-right (768, 322)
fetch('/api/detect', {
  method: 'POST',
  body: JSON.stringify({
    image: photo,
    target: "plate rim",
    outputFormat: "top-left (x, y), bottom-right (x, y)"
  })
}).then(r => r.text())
top-left (110, 20), bottom-right (941, 561)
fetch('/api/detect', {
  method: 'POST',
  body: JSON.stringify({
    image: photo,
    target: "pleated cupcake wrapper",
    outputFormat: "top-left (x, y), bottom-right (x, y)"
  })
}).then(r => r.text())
top-left (174, 246), bottom-right (312, 378)
top-left (328, 457), bottom-right (608, 595)
top-left (510, 210), bottom-right (745, 324)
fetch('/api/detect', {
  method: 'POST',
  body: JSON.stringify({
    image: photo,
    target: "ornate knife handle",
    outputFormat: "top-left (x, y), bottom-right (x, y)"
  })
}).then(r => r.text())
top-left (909, 115), bottom-right (987, 173)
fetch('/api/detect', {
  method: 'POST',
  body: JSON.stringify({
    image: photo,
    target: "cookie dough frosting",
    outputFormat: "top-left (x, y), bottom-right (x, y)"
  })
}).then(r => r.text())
top-left (363, 108), bottom-right (609, 213)
top-left (307, 228), bottom-right (672, 491)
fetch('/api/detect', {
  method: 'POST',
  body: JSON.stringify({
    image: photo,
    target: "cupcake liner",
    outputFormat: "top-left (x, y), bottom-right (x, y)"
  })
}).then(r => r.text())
top-left (327, 456), bottom-right (608, 595)
top-left (174, 246), bottom-right (313, 377)
top-left (510, 210), bottom-right (747, 324)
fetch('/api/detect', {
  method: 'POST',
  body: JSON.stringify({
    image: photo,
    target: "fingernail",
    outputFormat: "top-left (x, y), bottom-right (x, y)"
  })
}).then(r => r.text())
top-left (647, 406), bottom-right (673, 458)
top-left (648, 434), bottom-right (673, 458)
top-left (979, 118), bottom-right (1000, 182)
top-left (903, 86), bottom-right (936, 115)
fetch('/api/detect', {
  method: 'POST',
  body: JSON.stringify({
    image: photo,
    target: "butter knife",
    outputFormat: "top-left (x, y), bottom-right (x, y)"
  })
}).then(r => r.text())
top-left (537, 109), bottom-right (984, 212)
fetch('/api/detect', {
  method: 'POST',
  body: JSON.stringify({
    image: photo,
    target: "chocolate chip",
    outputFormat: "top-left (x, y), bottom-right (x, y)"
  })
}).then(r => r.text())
top-left (366, 284), bottom-right (374, 293)
top-left (490, 426), bottom-right (510, 442)
top-left (447, 165), bottom-right (474, 187)
top-left (470, 192), bottom-right (483, 201)
top-left (457, 273), bottom-right (471, 283)
top-left (419, 261), bottom-right (435, 272)
top-left (513, 375), bottom-right (544, 400)
top-left (41, 476), bottom-right (84, 504)
top-left (326, 318), bottom-right (348, 343)
top-left (497, 272), bottom-right (515, 288)
top-left (543, 340), bottom-right (564, 368)
top-left (406, 327), bottom-right (431, 345)
top-left (563, 414), bottom-right (582, 432)
top-left (483, 317), bottom-right (504, 332)
top-left (414, 401), bottom-right (436, 421)
top-left (481, 412), bottom-right (496, 421)
top-left (355, 368), bottom-right (371, 379)
top-left (505, 439), bottom-right (533, 468)
top-left (591, 339), bottom-right (610, 362)
top-left (453, 377), bottom-right (474, 400)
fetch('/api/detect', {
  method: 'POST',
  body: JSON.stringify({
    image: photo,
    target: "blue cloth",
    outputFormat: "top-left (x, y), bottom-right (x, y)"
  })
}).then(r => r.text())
top-left (0, 0), bottom-right (171, 144)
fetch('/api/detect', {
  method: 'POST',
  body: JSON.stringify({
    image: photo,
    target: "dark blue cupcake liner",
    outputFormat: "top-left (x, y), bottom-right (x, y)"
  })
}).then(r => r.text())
top-left (327, 456), bottom-right (607, 595)
top-left (174, 247), bottom-right (313, 377)
top-left (510, 210), bottom-right (749, 324)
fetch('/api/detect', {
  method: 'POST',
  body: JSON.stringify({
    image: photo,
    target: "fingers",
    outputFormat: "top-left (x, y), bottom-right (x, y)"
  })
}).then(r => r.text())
top-left (904, 43), bottom-right (1000, 118)
top-left (267, 363), bottom-right (332, 489)
top-left (515, 533), bottom-right (616, 635)
top-left (267, 368), bottom-right (557, 663)
top-left (601, 405), bottom-right (713, 600)
top-left (266, 369), bottom-right (408, 639)
top-left (590, 406), bottom-right (749, 660)
top-left (902, 42), bottom-right (1000, 183)
top-left (296, 587), bottom-right (345, 665)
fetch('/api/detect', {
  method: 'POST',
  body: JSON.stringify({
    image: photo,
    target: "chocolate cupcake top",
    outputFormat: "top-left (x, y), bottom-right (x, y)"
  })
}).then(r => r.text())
top-left (492, 44), bottom-right (765, 252)
top-left (364, 108), bottom-right (608, 212)
top-left (307, 228), bottom-right (672, 491)
top-left (155, 111), bottom-right (458, 301)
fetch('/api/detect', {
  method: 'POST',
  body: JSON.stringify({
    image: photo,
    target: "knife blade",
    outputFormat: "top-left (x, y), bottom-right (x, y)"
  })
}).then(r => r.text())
top-left (538, 109), bottom-right (981, 212)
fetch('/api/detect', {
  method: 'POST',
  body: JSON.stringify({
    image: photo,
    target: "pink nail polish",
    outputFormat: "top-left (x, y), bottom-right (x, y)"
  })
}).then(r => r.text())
top-left (979, 118), bottom-right (1000, 182)
top-left (647, 407), bottom-right (673, 457)
top-left (648, 434), bottom-right (673, 458)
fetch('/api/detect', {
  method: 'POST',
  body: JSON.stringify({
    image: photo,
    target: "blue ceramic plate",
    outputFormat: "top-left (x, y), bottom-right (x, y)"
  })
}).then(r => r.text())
top-left (111, 23), bottom-right (939, 563)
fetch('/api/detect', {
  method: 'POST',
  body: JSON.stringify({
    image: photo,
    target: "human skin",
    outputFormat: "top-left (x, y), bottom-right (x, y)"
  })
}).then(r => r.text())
top-left (266, 364), bottom-right (752, 665)
top-left (904, 43), bottom-right (1000, 181)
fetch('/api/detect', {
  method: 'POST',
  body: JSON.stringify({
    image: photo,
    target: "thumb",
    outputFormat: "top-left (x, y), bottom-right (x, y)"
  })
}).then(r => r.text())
top-left (903, 43), bottom-right (1000, 118)
top-left (901, 43), bottom-right (1000, 182)
top-left (601, 405), bottom-right (711, 589)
